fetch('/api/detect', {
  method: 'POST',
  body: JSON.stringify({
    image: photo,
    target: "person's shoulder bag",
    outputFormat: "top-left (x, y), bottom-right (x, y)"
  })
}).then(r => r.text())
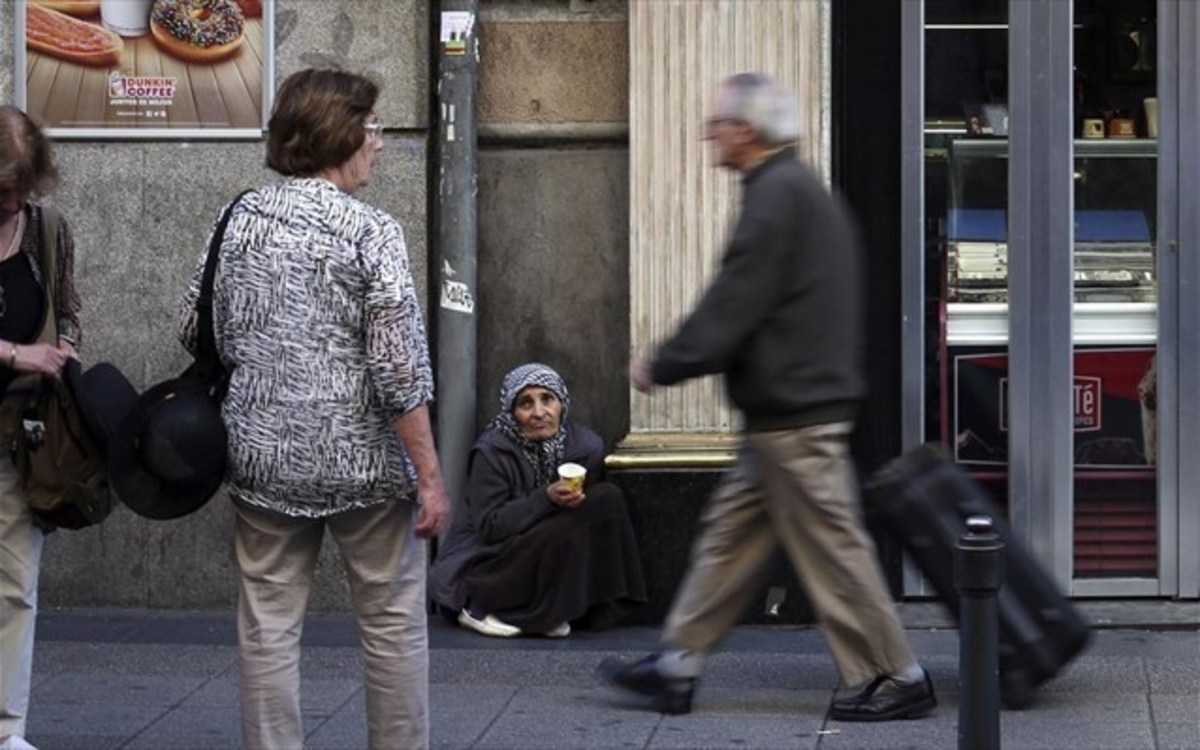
top-left (106, 191), bottom-right (254, 521)
top-left (181, 190), bottom-right (255, 400)
top-left (8, 206), bottom-right (112, 530)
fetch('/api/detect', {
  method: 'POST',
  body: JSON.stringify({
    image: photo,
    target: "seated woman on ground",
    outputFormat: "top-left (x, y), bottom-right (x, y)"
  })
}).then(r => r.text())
top-left (429, 363), bottom-right (647, 637)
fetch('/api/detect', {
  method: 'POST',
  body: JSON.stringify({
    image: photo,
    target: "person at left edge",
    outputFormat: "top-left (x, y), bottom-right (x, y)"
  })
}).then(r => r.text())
top-left (177, 69), bottom-right (450, 750)
top-left (0, 105), bottom-right (81, 750)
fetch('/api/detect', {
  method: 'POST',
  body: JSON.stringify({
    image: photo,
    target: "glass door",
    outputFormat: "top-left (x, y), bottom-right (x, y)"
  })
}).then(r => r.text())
top-left (1070, 0), bottom-right (1159, 589)
top-left (902, 0), bottom-right (1196, 597)
top-left (906, 0), bottom-right (1012, 595)
top-left (926, 3), bottom-right (1011, 500)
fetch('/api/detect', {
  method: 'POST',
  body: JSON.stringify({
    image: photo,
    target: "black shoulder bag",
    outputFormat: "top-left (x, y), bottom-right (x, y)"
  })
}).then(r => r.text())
top-left (104, 191), bottom-right (256, 522)
top-left (180, 190), bottom-right (254, 399)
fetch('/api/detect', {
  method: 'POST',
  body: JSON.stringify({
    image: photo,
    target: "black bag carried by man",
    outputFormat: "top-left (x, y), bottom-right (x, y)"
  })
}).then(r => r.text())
top-left (109, 191), bottom-right (251, 521)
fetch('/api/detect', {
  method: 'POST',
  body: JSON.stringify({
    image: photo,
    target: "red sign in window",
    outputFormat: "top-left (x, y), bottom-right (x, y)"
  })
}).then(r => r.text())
top-left (998, 375), bottom-right (1102, 432)
top-left (956, 347), bottom-right (1154, 468)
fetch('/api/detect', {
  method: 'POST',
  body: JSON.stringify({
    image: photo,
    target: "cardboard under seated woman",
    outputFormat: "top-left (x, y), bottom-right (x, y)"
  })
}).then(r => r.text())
top-left (430, 363), bottom-right (647, 637)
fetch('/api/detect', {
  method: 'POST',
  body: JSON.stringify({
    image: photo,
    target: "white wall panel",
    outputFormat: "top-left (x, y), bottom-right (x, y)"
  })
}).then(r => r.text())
top-left (629, 0), bottom-right (829, 434)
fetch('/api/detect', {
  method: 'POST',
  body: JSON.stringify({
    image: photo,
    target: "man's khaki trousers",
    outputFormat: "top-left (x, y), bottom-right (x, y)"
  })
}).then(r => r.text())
top-left (664, 421), bottom-right (916, 687)
top-left (235, 497), bottom-right (429, 750)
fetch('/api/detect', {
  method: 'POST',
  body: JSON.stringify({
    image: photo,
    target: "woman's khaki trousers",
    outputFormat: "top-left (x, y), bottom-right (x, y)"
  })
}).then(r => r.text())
top-left (235, 497), bottom-right (429, 750)
top-left (0, 460), bottom-right (41, 744)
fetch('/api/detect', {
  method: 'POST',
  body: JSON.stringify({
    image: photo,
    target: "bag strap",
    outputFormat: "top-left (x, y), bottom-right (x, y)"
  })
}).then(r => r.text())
top-left (194, 190), bottom-right (253, 365)
top-left (36, 205), bottom-right (60, 346)
top-left (9, 206), bottom-right (63, 398)
top-left (16, 207), bottom-right (63, 424)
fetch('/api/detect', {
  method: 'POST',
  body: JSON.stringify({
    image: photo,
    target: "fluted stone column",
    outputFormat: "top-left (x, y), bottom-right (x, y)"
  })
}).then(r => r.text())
top-left (621, 0), bottom-right (830, 462)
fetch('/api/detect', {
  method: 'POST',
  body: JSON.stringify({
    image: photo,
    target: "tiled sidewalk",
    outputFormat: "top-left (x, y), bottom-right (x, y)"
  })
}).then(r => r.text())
top-left (23, 609), bottom-right (1200, 749)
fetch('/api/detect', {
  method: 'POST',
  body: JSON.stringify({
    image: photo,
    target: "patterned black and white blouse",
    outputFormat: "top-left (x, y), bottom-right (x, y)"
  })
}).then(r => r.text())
top-left (179, 178), bottom-right (433, 518)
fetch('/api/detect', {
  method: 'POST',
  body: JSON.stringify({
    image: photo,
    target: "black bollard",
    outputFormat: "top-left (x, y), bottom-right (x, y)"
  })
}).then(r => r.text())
top-left (955, 515), bottom-right (1005, 750)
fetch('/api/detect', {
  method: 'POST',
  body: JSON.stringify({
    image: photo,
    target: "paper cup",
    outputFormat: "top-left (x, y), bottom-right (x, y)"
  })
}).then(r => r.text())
top-left (557, 462), bottom-right (586, 492)
top-left (101, 0), bottom-right (154, 37)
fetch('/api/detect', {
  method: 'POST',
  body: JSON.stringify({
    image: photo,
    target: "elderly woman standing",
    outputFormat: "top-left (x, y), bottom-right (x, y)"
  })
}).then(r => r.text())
top-left (430, 363), bottom-right (646, 638)
top-left (178, 69), bottom-right (449, 750)
top-left (0, 107), bottom-right (81, 750)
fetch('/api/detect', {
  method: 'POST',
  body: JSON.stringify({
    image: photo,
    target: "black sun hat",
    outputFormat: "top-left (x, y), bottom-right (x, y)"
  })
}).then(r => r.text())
top-left (107, 378), bottom-right (228, 520)
top-left (64, 360), bottom-right (139, 456)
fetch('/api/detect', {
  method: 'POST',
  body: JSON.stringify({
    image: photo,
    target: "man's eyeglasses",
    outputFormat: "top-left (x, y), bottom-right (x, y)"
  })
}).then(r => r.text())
top-left (364, 121), bottom-right (385, 139)
top-left (701, 116), bottom-right (743, 139)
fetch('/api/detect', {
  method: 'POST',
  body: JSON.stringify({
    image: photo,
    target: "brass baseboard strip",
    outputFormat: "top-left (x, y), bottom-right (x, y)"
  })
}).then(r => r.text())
top-left (605, 433), bottom-right (739, 470)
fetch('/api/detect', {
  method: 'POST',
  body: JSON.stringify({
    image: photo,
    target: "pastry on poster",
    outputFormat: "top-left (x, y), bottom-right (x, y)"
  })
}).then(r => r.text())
top-left (25, 2), bottom-right (123, 67)
top-left (234, 0), bottom-right (261, 19)
top-left (149, 0), bottom-right (246, 63)
top-left (29, 0), bottom-right (101, 17)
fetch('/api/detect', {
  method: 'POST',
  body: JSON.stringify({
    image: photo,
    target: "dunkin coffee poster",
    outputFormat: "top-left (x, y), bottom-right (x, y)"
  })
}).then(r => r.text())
top-left (16, 0), bottom-right (272, 138)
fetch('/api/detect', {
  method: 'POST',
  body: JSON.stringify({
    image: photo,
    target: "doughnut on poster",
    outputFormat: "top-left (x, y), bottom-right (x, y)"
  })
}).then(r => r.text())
top-left (16, 0), bottom-right (273, 138)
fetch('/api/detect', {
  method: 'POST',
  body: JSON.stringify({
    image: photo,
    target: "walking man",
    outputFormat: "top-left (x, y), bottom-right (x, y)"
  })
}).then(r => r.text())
top-left (598, 72), bottom-right (936, 722)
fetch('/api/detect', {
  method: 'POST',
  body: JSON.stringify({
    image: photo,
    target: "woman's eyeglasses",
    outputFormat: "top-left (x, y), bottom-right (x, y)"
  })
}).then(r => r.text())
top-left (364, 121), bottom-right (385, 139)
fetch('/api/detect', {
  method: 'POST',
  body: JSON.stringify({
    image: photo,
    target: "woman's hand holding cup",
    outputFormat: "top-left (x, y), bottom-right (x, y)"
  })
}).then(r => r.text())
top-left (547, 462), bottom-right (587, 508)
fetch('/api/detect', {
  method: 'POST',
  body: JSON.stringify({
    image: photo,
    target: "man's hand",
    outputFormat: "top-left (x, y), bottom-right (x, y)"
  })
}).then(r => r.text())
top-left (629, 358), bottom-right (657, 394)
top-left (413, 485), bottom-right (450, 538)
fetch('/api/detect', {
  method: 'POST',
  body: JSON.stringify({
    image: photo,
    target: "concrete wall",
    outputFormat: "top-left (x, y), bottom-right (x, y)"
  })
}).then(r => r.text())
top-left (477, 149), bottom-right (628, 440)
top-left (475, 0), bottom-right (630, 446)
top-left (3, 0), bottom-right (632, 609)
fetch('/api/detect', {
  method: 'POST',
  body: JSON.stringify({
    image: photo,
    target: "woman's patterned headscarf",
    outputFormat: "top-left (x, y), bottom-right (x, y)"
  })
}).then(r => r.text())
top-left (489, 363), bottom-right (571, 487)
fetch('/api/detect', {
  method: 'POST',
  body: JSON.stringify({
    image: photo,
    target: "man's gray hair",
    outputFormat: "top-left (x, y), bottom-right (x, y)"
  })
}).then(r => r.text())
top-left (719, 72), bottom-right (801, 146)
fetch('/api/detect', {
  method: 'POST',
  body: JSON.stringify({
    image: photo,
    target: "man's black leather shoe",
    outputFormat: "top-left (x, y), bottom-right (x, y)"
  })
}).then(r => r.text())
top-left (829, 671), bottom-right (937, 722)
top-left (596, 654), bottom-right (695, 715)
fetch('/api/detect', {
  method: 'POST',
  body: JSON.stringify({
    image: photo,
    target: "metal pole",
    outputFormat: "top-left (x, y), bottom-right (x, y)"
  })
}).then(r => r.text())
top-left (434, 0), bottom-right (479, 512)
top-left (956, 515), bottom-right (1005, 750)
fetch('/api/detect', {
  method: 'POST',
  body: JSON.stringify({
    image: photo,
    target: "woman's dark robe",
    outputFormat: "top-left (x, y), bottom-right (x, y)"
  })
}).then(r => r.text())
top-left (428, 420), bottom-right (646, 632)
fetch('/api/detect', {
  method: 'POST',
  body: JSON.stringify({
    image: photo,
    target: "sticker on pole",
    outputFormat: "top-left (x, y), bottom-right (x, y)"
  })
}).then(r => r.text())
top-left (441, 279), bottom-right (475, 314)
top-left (441, 12), bottom-right (474, 56)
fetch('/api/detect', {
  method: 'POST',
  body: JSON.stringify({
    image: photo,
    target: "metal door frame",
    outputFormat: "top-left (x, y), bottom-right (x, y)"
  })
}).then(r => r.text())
top-left (1166, 0), bottom-right (1200, 598)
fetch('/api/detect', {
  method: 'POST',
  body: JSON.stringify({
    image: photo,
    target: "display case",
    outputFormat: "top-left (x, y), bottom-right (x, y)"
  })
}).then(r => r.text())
top-left (935, 137), bottom-right (1158, 501)
top-left (940, 138), bottom-right (1158, 348)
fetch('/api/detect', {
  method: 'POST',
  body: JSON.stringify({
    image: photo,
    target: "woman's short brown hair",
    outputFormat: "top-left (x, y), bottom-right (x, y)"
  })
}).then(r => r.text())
top-left (0, 105), bottom-right (60, 198)
top-left (266, 69), bottom-right (380, 177)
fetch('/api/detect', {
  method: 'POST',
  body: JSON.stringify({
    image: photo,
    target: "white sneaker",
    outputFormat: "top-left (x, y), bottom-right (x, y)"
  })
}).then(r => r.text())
top-left (458, 609), bottom-right (522, 637)
top-left (0, 736), bottom-right (39, 750)
top-left (544, 622), bottom-right (571, 638)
